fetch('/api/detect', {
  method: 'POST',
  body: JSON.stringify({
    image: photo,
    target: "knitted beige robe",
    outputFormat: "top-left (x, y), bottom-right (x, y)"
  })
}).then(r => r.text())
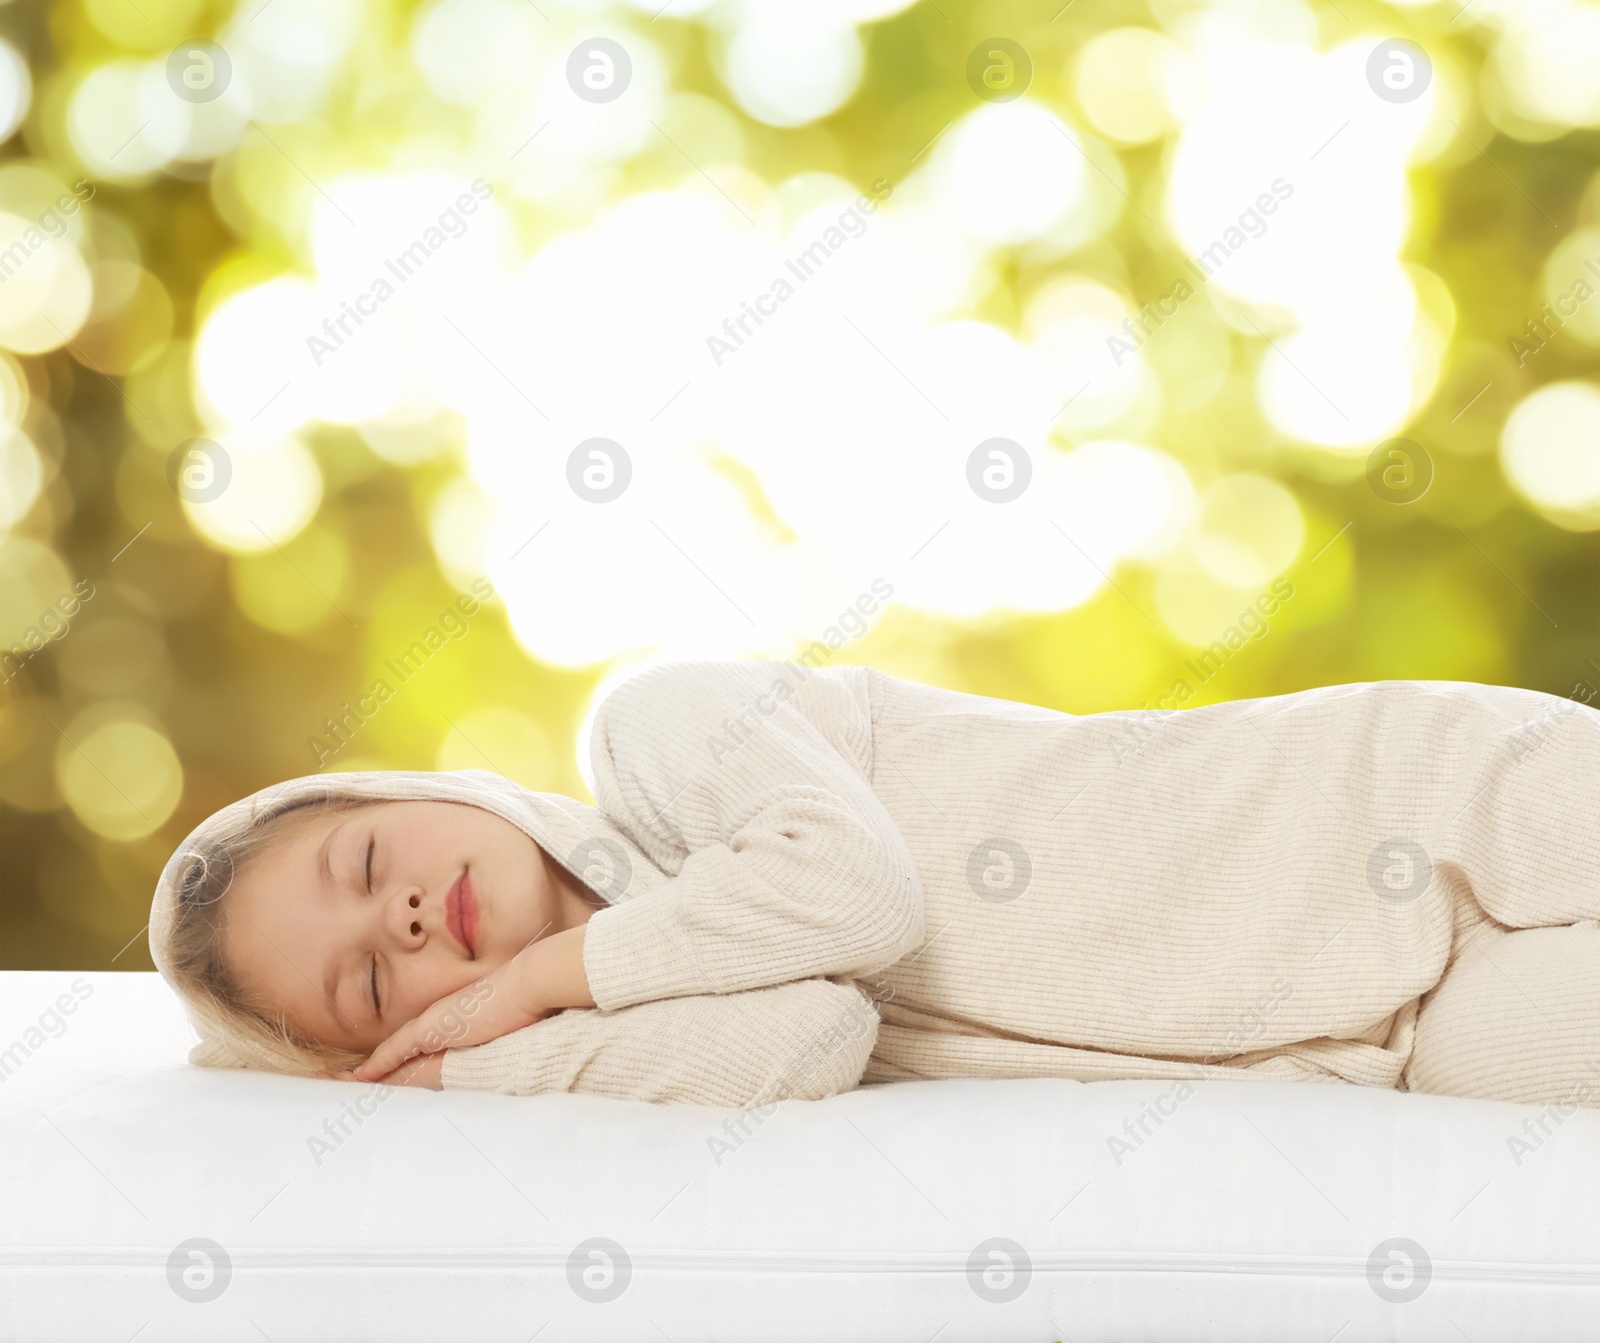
top-left (149, 658), bottom-right (1600, 1108)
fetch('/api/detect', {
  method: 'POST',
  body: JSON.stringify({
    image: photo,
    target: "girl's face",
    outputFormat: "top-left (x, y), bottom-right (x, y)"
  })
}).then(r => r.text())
top-left (222, 799), bottom-right (596, 1055)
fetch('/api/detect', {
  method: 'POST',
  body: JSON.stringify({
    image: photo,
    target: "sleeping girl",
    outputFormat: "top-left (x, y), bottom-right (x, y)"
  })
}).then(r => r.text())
top-left (148, 658), bottom-right (1600, 1110)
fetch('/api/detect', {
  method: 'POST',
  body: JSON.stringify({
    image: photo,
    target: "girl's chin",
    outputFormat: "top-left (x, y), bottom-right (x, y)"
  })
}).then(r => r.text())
top-left (464, 946), bottom-right (507, 977)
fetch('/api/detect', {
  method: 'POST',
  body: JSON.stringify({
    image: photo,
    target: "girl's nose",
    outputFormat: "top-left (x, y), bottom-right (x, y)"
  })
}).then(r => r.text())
top-left (388, 888), bottom-right (425, 942)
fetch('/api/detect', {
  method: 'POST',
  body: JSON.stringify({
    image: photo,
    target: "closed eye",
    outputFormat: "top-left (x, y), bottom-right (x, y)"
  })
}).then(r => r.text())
top-left (366, 836), bottom-right (379, 1014)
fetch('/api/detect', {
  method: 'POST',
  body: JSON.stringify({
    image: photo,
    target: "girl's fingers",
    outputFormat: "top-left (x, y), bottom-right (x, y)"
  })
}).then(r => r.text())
top-left (334, 1058), bottom-right (436, 1088)
top-left (382, 1051), bottom-right (445, 1089)
top-left (359, 1011), bottom-right (464, 1078)
top-left (352, 1022), bottom-right (421, 1079)
top-left (361, 1009), bottom-right (463, 1078)
top-left (351, 971), bottom-right (533, 1080)
top-left (355, 1033), bottom-right (420, 1081)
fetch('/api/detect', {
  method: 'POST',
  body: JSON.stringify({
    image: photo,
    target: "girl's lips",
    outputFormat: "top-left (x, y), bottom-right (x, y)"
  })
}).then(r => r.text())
top-left (446, 871), bottom-right (477, 959)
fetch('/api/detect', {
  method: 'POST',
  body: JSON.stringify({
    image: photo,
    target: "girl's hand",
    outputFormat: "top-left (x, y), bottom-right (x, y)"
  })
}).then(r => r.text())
top-left (332, 1052), bottom-right (444, 1089)
top-left (350, 950), bottom-right (551, 1082)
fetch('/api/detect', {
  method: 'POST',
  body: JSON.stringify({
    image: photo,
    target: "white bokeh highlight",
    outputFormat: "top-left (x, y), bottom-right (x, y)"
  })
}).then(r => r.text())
top-left (1165, 27), bottom-right (1441, 451)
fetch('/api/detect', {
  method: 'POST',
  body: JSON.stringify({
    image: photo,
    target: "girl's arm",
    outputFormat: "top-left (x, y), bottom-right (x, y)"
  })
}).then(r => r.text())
top-left (517, 922), bottom-right (594, 1009)
top-left (579, 659), bottom-right (926, 1012)
top-left (438, 976), bottom-right (879, 1106)
top-left (349, 957), bottom-right (879, 1106)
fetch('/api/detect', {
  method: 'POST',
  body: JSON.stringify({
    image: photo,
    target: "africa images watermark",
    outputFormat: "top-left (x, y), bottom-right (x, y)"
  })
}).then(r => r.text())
top-left (1105, 575), bottom-right (1296, 765)
top-left (1506, 674), bottom-right (1596, 765)
top-left (307, 578), bottom-right (495, 766)
top-left (705, 577), bottom-right (894, 767)
top-left (306, 178), bottom-right (496, 367)
top-left (1154, 574), bottom-right (1295, 704)
top-left (1, 578), bottom-right (96, 686)
top-left (1104, 975), bottom-right (1296, 1168)
top-left (706, 178), bottom-right (894, 367)
top-left (1504, 1057), bottom-right (1600, 1168)
top-left (1106, 178), bottom-right (1295, 368)
top-left (1506, 250), bottom-right (1600, 367)
top-left (0, 978), bottom-right (94, 1084)
top-left (0, 180), bottom-right (96, 284)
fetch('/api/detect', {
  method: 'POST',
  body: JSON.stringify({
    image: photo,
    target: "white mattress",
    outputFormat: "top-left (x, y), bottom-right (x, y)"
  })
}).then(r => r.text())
top-left (2, 970), bottom-right (1597, 1342)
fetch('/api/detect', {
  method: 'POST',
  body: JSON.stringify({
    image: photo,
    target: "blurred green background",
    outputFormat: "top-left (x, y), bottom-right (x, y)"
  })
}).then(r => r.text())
top-left (1, 0), bottom-right (1596, 973)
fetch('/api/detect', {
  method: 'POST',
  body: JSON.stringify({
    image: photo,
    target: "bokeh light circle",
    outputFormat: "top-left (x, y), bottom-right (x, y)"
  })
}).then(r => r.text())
top-left (1256, 325), bottom-right (1416, 448)
top-left (1500, 381), bottom-right (1600, 530)
top-left (180, 435), bottom-right (323, 553)
top-left (1192, 473), bottom-right (1305, 587)
top-left (723, 12), bottom-right (863, 128)
top-left (0, 536), bottom-right (76, 655)
top-left (0, 39), bottom-right (31, 143)
top-left (56, 714), bottom-right (183, 841)
top-left (1490, 4), bottom-right (1600, 130)
top-left (1541, 227), bottom-right (1600, 347)
top-left (85, 0), bottom-right (205, 50)
top-left (76, 262), bottom-right (175, 374)
top-left (0, 212), bottom-right (94, 354)
top-left (1074, 28), bottom-right (1187, 144)
top-left (67, 60), bottom-right (192, 179)
top-left (428, 475), bottom-right (492, 581)
top-left (228, 523), bottom-right (351, 635)
top-left (435, 706), bottom-right (554, 787)
top-left (933, 101), bottom-right (1089, 244)
top-left (0, 426), bottom-right (43, 529)
top-left (413, 0), bottom-right (542, 109)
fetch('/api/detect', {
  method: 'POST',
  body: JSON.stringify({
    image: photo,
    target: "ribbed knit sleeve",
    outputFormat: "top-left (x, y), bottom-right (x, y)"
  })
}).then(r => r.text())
top-left (439, 977), bottom-right (880, 1106)
top-left (579, 659), bottom-right (926, 1012)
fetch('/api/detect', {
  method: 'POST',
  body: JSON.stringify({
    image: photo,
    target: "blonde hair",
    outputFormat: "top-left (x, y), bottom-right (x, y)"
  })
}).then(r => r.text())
top-left (158, 792), bottom-right (384, 1077)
